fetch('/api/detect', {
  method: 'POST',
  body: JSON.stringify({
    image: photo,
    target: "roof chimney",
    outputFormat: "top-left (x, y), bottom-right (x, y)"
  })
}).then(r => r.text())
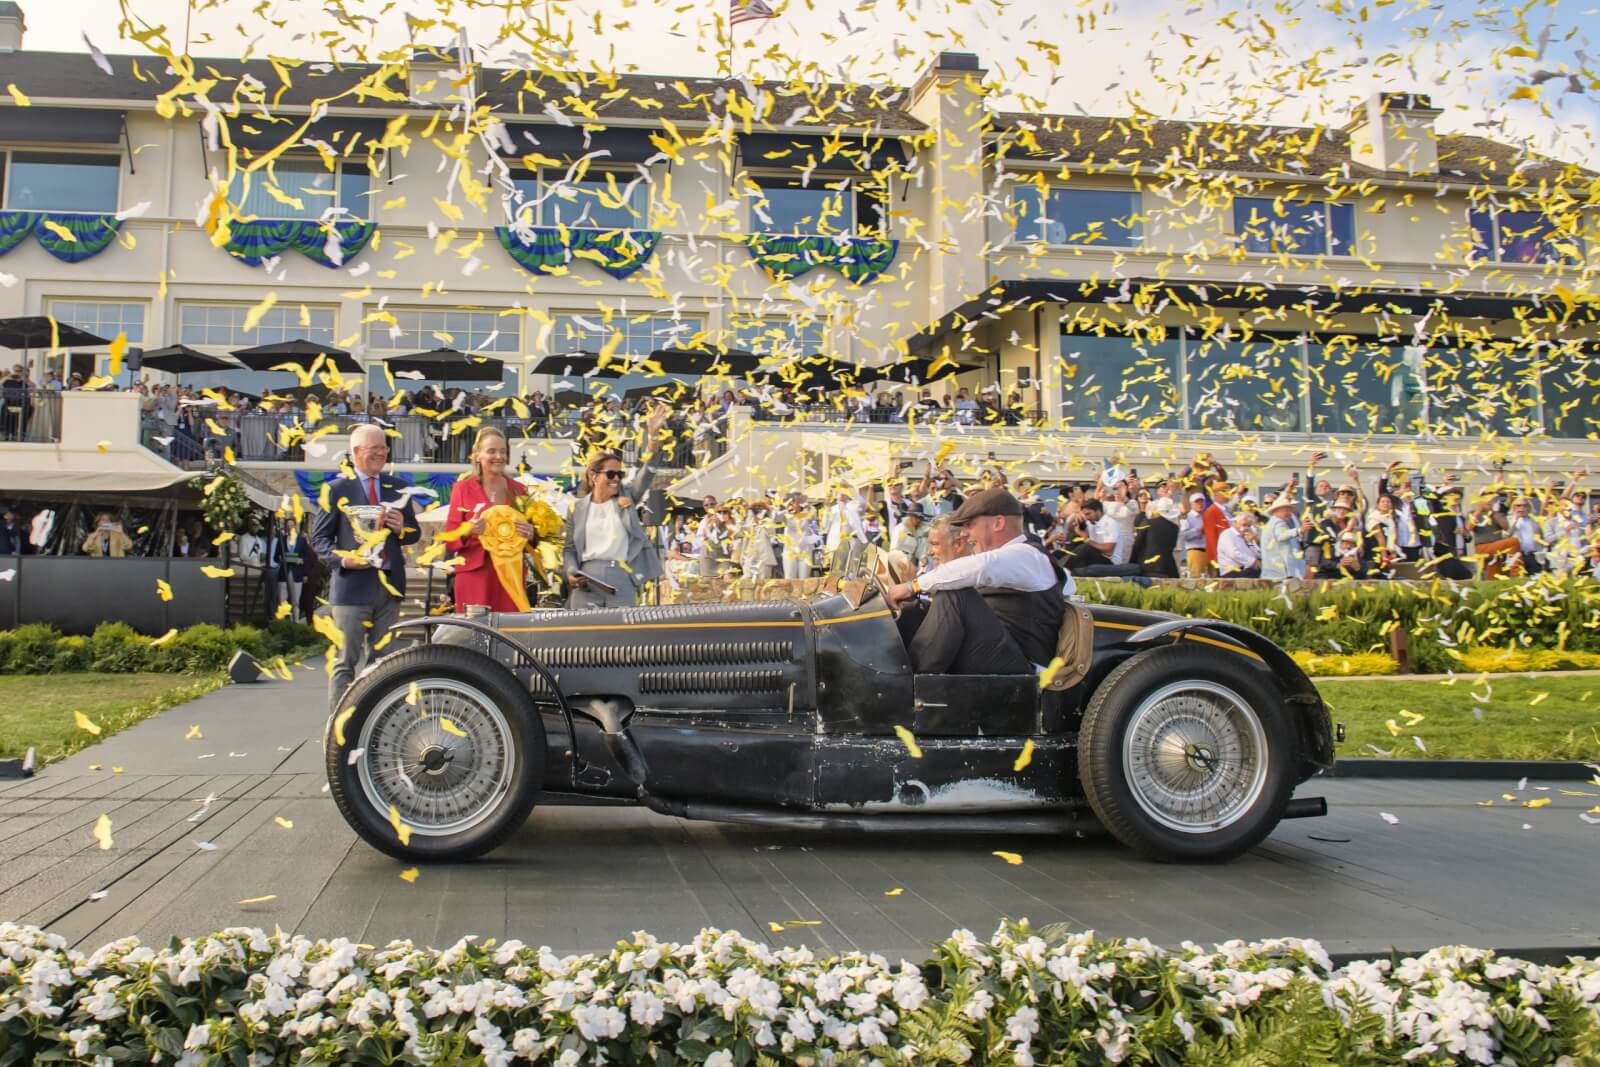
top-left (407, 45), bottom-right (476, 106)
top-left (0, 3), bottom-right (25, 53)
top-left (1345, 92), bottom-right (1441, 175)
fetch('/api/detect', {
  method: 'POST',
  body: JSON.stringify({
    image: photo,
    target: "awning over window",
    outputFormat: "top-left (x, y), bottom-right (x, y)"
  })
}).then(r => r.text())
top-left (0, 106), bottom-right (124, 145)
top-left (497, 124), bottom-right (661, 164)
top-left (220, 115), bottom-right (392, 155)
top-left (739, 132), bottom-right (909, 173)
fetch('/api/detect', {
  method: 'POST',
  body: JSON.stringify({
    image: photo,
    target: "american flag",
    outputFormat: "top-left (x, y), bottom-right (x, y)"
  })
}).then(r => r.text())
top-left (730, 0), bottom-right (779, 26)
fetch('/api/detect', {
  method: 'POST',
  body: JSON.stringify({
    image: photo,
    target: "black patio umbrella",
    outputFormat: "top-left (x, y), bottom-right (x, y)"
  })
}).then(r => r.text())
top-left (647, 348), bottom-right (761, 376)
top-left (0, 316), bottom-right (109, 350)
top-left (550, 389), bottom-right (601, 408)
top-left (529, 353), bottom-right (632, 379)
top-left (231, 339), bottom-right (363, 374)
top-left (623, 381), bottom-right (696, 404)
top-left (140, 344), bottom-right (237, 375)
top-left (865, 355), bottom-right (981, 385)
top-left (384, 348), bottom-right (505, 383)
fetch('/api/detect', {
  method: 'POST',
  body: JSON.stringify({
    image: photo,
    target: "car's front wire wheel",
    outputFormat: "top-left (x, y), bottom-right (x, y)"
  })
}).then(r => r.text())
top-left (326, 644), bottom-right (545, 862)
top-left (1078, 643), bottom-right (1294, 862)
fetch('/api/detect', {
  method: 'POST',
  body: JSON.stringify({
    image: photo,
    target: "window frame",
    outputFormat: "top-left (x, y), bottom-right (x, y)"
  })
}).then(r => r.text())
top-left (1466, 206), bottom-right (1579, 266)
top-left (544, 311), bottom-right (707, 360)
top-left (501, 165), bottom-right (650, 230)
top-left (1, 148), bottom-right (122, 214)
top-left (364, 307), bottom-right (521, 355)
top-left (231, 156), bottom-right (374, 222)
top-left (1231, 195), bottom-right (1356, 257)
top-left (177, 302), bottom-right (339, 349)
top-left (743, 169), bottom-right (889, 238)
top-left (1010, 182), bottom-right (1144, 249)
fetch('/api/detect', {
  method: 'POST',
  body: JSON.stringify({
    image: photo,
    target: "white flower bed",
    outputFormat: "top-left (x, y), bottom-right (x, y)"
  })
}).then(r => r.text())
top-left (1, 920), bottom-right (1597, 1065)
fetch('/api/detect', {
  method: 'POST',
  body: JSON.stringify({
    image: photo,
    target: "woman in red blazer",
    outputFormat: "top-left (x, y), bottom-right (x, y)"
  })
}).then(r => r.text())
top-left (445, 426), bottom-right (535, 611)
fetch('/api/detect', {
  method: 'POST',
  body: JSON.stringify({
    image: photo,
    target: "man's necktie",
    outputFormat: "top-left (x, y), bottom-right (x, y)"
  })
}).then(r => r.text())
top-left (364, 478), bottom-right (387, 568)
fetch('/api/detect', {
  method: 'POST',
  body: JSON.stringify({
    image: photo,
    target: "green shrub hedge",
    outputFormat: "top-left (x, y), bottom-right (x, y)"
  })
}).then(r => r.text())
top-left (0, 620), bottom-right (325, 675)
top-left (1079, 573), bottom-right (1600, 674)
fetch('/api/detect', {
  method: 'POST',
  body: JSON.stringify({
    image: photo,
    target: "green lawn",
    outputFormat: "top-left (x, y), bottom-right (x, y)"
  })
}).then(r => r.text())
top-left (0, 673), bottom-right (226, 765)
top-left (1320, 675), bottom-right (1600, 761)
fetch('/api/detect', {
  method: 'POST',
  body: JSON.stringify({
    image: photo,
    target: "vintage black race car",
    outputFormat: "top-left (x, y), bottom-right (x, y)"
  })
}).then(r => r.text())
top-left (325, 556), bottom-right (1335, 864)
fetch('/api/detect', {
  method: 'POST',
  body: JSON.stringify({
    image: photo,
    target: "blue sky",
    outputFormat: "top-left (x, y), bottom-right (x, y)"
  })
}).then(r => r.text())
top-left (21, 0), bottom-right (1600, 166)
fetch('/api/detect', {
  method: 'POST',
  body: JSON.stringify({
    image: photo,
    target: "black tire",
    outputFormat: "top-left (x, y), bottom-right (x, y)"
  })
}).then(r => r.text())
top-left (325, 644), bottom-right (545, 862)
top-left (1077, 643), bottom-right (1295, 862)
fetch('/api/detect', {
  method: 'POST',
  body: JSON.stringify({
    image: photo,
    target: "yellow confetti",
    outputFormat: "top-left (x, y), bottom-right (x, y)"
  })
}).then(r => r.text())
top-left (155, 578), bottom-right (173, 602)
top-left (237, 895), bottom-right (277, 905)
top-left (1524, 798), bottom-right (1552, 809)
top-left (242, 292), bottom-right (278, 333)
top-left (6, 83), bottom-right (29, 106)
top-left (406, 682), bottom-right (422, 707)
top-left (1529, 692), bottom-right (1549, 706)
top-left (73, 710), bottom-right (102, 736)
top-left (92, 814), bottom-right (113, 850)
top-left (1013, 740), bottom-right (1035, 772)
top-left (893, 724), bottom-right (922, 758)
top-left (400, 867), bottom-right (419, 883)
top-left (440, 717), bottom-right (467, 737)
top-left (185, 724), bottom-right (202, 740)
top-left (332, 705), bottom-right (357, 746)
top-left (274, 601), bottom-right (292, 620)
top-left (388, 804), bottom-right (413, 846)
top-left (1385, 719), bottom-right (1401, 736)
top-left (884, 887), bottom-right (904, 896)
top-left (201, 565), bottom-right (235, 579)
top-left (992, 851), bottom-right (1024, 866)
top-left (274, 816), bottom-right (294, 830)
top-left (95, 440), bottom-right (111, 453)
top-left (768, 921), bottom-right (786, 933)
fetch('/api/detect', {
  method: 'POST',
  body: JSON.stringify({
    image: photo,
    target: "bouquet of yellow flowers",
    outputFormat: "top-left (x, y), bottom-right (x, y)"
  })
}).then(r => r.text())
top-left (513, 493), bottom-right (565, 581)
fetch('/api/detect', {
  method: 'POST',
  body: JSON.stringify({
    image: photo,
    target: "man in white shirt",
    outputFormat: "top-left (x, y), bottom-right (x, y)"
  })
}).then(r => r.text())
top-left (883, 489), bottom-right (1067, 675)
top-left (1216, 513), bottom-right (1262, 577)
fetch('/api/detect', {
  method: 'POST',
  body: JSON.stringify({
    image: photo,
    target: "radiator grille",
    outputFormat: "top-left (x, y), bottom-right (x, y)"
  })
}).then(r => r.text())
top-left (524, 641), bottom-right (795, 669)
top-left (638, 670), bottom-right (788, 695)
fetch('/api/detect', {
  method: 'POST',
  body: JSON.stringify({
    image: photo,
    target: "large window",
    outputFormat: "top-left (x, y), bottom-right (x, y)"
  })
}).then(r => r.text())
top-left (732, 317), bottom-right (827, 361)
top-left (502, 167), bottom-right (647, 229)
top-left (1541, 345), bottom-right (1600, 440)
top-left (47, 300), bottom-right (145, 345)
top-left (179, 303), bottom-right (336, 348)
top-left (1184, 337), bottom-right (1306, 432)
top-left (1058, 334), bottom-right (1181, 428)
top-left (1308, 339), bottom-right (1424, 435)
top-left (1467, 208), bottom-right (1579, 265)
top-left (1424, 345), bottom-right (1540, 438)
top-left (546, 312), bottom-right (704, 358)
top-left (366, 308), bottom-right (520, 353)
top-left (1013, 186), bottom-right (1142, 247)
top-left (235, 160), bottom-right (372, 221)
top-left (747, 174), bottom-right (884, 236)
top-left (1233, 196), bottom-right (1354, 256)
top-left (3, 152), bottom-right (120, 212)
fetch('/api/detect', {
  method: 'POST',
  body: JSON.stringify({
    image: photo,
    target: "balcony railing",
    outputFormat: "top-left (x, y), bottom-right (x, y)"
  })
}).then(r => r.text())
top-left (147, 407), bottom-right (700, 469)
top-left (0, 388), bottom-right (63, 443)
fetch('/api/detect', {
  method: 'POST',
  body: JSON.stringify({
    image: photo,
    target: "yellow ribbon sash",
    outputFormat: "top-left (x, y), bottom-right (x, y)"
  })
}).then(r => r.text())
top-left (476, 504), bottom-right (531, 612)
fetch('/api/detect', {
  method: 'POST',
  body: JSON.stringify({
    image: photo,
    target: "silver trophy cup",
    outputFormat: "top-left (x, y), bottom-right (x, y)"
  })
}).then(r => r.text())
top-left (345, 504), bottom-right (388, 565)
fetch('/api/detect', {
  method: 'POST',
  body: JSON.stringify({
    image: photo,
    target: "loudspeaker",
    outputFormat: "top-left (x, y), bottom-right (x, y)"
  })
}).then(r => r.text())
top-left (228, 649), bottom-right (265, 684)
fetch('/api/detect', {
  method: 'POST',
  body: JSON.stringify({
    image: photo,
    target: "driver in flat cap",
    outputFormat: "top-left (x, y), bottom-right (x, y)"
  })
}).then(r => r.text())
top-left (882, 488), bottom-right (1069, 674)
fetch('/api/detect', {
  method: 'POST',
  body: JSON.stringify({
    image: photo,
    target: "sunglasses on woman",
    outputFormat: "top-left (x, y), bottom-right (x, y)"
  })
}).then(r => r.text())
top-left (600, 470), bottom-right (624, 480)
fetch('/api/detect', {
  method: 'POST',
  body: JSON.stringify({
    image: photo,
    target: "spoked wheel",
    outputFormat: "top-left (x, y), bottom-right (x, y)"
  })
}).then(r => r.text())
top-left (1078, 644), bottom-right (1294, 862)
top-left (326, 644), bottom-right (545, 862)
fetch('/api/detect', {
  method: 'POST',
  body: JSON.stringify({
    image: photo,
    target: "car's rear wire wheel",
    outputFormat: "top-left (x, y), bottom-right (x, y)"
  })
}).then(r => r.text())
top-left (1078, 643), bottom-right (1295, 862)
top-left (327, 644), bottom-right (545, 862)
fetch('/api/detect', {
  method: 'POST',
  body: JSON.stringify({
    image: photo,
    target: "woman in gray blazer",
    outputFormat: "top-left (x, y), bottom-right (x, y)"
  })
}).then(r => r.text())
top-left (564, 406), bottom-right (669, 608)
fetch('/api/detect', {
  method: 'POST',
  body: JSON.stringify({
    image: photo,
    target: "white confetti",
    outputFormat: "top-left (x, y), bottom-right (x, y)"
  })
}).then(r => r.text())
top-left (193, 840), bottom-right (217, 852)
top-left (1517, 777), bottom-right (1529, 791)
top-left (81, 32), bottom-right (113, 75)
top-left (88, 889), bottom-right (109, 901)
top-left (1379, 812), bottom-right (1399, 825)
top-left (346, 747), bottom-right (366, 765)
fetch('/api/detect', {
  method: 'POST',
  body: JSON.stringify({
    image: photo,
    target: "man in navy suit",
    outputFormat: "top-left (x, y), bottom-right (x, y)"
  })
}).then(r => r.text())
top-left (311, 424), bottom-right (421, 710)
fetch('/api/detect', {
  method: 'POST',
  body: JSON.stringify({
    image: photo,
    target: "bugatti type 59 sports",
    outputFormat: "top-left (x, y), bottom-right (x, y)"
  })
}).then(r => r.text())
top-left (325, 550), bottom-right (1334, 863)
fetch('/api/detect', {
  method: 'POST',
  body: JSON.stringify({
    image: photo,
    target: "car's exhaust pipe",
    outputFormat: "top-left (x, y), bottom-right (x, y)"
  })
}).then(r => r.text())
top-left (1283, 796), bottom-right (1327, 819)
top-left (583, 700), bottom-right (651, 798)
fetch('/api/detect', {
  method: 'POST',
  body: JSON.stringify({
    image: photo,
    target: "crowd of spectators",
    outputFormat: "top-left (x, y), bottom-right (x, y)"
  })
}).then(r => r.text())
top-left (658, 452), bottom-right (1600, 587)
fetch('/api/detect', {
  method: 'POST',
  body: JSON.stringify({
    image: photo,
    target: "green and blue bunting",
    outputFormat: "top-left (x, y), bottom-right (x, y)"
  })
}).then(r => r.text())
top-left (744, 234), bottom-right (899, 284)
top-left (495, 226), bottom-right (661, 280)
top-left (0, 211), bottom-right (122, 263)
top-left (221, 218), bottom-right (374, 268)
